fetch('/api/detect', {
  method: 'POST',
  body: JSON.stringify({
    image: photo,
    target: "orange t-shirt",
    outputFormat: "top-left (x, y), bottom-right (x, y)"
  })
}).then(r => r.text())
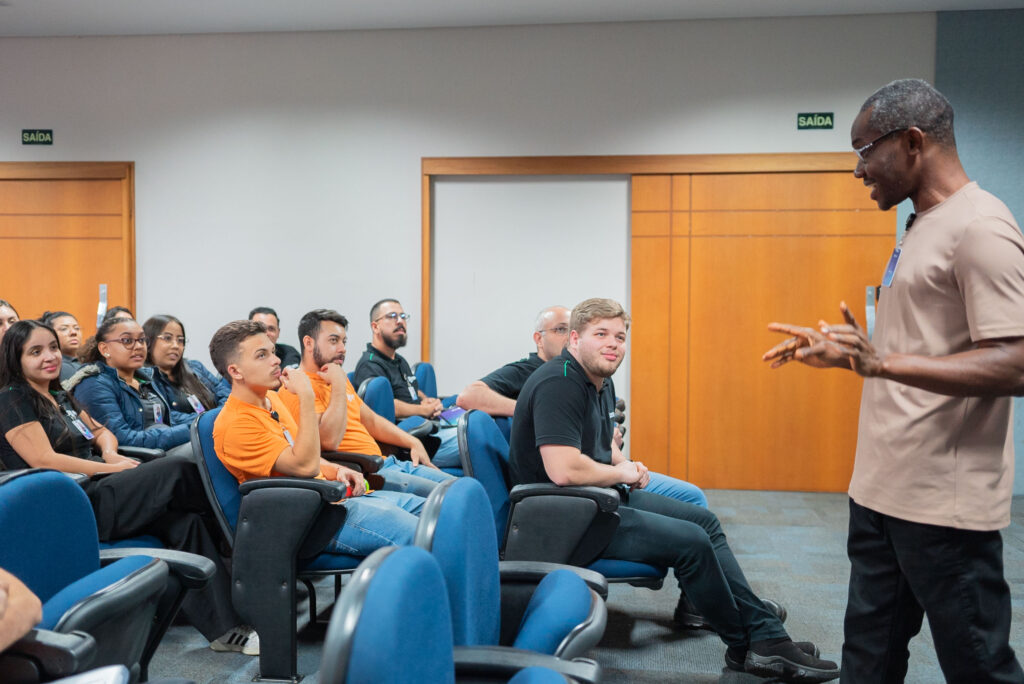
top-left (213, 392), bottom-right (329, 483)
top-left (277, 373), bottom-right (382, 457)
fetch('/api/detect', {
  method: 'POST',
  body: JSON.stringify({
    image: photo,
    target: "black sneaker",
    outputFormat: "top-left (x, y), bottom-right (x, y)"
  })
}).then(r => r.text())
top-left (724, 641), bottom-right (819, 671)
top-left (761, 598), bottom-right (787, 624)
top-left (673, 594), bottom-right (712, 630)
top-left (745, 638), bottom-right (839, 683)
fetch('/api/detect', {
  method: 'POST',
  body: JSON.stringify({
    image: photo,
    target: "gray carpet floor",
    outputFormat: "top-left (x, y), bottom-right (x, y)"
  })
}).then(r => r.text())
top-left (148, 491), bottom-right (1024, 683)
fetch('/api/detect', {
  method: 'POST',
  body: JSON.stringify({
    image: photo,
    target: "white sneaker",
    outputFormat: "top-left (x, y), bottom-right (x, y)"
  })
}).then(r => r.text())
top-left (211, 625), bottom-right (260, 656)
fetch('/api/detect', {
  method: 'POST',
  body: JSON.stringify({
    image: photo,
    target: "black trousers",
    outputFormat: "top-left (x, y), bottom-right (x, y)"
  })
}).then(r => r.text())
top-left (82, 455), bottom-right (239, 642)
top-left (842, 498), bottom-right (1023, 683)
top-left (601, 489), bottom-right (786, 647)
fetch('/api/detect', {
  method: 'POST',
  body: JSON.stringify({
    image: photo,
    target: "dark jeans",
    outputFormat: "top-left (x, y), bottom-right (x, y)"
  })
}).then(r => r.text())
top-left (83, 455), bottom-right (240, 642)
top-left (601, 489), bottom-right (786, 647)
top-left (842, 498), bottom-right (1024, 683)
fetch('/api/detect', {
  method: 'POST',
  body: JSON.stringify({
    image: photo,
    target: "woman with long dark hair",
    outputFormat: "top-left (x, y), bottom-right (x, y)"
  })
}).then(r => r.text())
top-left (70, 317), bottom-right (192, 453)
top-left (0, 320), bottom-right (255, 653)
top-left (143, 315), bottom-right (228, 423)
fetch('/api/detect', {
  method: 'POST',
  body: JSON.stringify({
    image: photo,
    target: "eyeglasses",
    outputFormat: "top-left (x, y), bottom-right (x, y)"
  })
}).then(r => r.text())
top-left (156, 333), bottom-right (187, 346)
top-left (374, 312), bottom-right (411, 323)
top-left (854, 128), bottom-right (906, 162)
top-left (539, 325), bottom-right (569, 336)
top-left (104, 336), bottom-right (148, 349)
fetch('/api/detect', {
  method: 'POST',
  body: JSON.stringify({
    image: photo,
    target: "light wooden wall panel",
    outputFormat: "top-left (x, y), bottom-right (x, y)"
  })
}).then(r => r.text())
top-left (0, 163), bottom-right (134, 334)
top-left (691, 210), bottom-right (893, 237)
top-left (692, 172), bottom-right (878, 211)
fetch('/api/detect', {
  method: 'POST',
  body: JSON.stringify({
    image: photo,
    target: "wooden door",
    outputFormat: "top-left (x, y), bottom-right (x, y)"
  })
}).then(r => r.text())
top-left (631, 171), bottom-right (894, 491)
top-left (0, 163), bottom-right (135, 337)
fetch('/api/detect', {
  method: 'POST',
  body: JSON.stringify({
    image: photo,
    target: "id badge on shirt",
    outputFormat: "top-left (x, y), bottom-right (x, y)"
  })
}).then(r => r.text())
top-left (881, 247), bottom-right (901, 288)
top-left (282, 429), bottom-right (295, 446)
top-left (66, 410), bottom-right (95, 439)
top-left (406, 377), bottom-right (418, 401)
top-left (152, 402), bottom-right (164, 425)
top-left (186, 394), bottom-right (206, 414)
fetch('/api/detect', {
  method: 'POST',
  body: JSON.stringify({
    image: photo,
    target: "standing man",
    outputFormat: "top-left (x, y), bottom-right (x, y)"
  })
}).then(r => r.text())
top-left (763, 79), bottom-right (1024, 683)
top-left (249, 307), bottom-right (301, 369)
top-left (459, 305), bottom-right (707, 508)
top-left (512, 298), bottom-right (838, 682)
top-left (276, 309), bottom-right (454, 497)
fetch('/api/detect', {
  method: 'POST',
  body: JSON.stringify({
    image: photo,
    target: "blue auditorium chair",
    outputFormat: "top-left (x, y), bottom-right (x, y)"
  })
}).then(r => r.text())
top-left (414, 478), bottom-right (606, 661)
top-left (456, 410), bottom-right (668, 589)
top-left (0, 470), bottom-right (172, 681)
top-left (190, 407), bottom-right (375, 682)
top-left (318, 545), bottom-right (600, 684)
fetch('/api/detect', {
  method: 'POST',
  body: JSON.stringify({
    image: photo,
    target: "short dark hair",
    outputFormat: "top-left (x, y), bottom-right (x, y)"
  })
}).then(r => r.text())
top-left (369, 299), bottom-right (400, 323)
top-left (297, 309), bottom-right (349, 352)
top-left (248, 306), bottom-right (279, 324)
top-left (210, 319), bottom-right (267, 380)
top-left (860, 78), bottom-right (956, 148)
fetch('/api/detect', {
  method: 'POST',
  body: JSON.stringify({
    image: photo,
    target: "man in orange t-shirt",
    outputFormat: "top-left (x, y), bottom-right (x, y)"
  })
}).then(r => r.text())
top-left (210, 319), bottom-right (423, 558)
top-left (276, 309), bottom-right (454, 498)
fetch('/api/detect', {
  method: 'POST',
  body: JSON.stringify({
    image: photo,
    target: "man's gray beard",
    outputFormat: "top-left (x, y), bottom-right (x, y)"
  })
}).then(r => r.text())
top-left (383, 333), bottom-right (407, 350)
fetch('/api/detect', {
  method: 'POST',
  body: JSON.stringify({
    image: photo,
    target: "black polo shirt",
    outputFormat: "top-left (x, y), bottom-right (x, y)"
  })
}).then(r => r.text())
top-left (352, 343), bottom-right (420, 404)
top-left (480, 352), bottom-right (544, 399)
top-left (275, 343), bottom-right (301, 369)
top-left (508, 349), bottom-right (614, 486)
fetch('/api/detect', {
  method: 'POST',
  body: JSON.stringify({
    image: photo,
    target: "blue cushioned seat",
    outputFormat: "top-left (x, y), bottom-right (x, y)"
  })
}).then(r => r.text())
top-left (415, 477), bottom-right (606, 660)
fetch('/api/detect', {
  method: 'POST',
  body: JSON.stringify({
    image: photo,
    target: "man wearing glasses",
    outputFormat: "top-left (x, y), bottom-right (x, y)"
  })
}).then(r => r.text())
top-left (764, 79), bottom-right (1024, 682)
top-left (353, 299), bottom-right (440, 421)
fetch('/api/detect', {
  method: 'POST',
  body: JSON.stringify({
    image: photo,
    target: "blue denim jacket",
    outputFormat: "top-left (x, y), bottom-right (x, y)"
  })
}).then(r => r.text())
top-left (150, 359), bottom-right (230, 426)
top-left (68, 362), bottom-right (191, 450)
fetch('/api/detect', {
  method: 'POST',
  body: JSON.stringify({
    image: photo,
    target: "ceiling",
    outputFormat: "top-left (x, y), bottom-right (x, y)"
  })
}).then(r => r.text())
top-left (1, 0), bottom-right (1023, 38)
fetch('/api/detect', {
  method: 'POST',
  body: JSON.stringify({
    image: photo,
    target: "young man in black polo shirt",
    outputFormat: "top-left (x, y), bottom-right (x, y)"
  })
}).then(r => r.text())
top-left (508, 298), bottom-right (839, 683)
top-left (248, 307), bottom-right (301, 369)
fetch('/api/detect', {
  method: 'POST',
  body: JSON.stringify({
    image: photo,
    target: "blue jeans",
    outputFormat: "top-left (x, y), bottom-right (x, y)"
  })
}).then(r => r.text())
top-left (324, 489), bottom-right (424, 557)
top-left (644, 471), bottom-right (707, 508)
top-left (431, 428), bottom-right (462, 469)
top-left (380, 455), bottom-right (456, 497)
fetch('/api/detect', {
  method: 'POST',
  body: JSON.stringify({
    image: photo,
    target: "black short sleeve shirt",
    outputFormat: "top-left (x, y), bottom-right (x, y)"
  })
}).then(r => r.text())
top-left (275, 343), bottom-right (301, 370)
top-left (353, 343), bottom-right (421, 404)
top-left (480, 352), bottom-right (544, 399)
top-left (508, 349), bottom-right (613, 486)
top-left (0, 384), bottom-right (97, 469)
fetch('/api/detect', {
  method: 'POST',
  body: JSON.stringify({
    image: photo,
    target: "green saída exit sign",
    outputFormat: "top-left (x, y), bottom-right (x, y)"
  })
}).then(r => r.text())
top-left (797, 113), bottom-right (833, 130)
top-left (22, 129), bottom-right (54, 145)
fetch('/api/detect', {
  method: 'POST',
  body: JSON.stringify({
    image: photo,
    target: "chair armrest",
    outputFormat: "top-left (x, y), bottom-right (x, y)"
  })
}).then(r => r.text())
top-left (453, 646), bottom-right (600, 684)
top-left (115, 446), bottom-right (165, 461)
top-left (508, 484), bottom-right (620, 513)
top-left (499, 561), bottom-right (609, 599)
top-left (321, 451), bottom-right (383, 474)
top-left (100, 548), bottom-right (215, 589)
top-left (405, 420), bottom-right (436, 440)
top-left (0, 629), bottom-right (96, 680)
top-left (239, 477), bottom-right (347, 503)
top-left (503, 486), bottom-right (620, 566)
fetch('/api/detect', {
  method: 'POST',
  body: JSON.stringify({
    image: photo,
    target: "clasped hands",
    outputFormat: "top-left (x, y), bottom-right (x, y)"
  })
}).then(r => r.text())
top-left (762, 301), bottom-right (885, 377)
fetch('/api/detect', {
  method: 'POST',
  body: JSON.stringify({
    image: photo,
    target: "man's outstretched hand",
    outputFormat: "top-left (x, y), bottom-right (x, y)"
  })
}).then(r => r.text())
top-left (763, 302), bottom-right (884, 377)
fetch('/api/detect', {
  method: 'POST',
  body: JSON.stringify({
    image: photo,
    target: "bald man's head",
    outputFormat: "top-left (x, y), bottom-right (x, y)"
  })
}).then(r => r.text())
top-left (533, 306), bottom-right (570, 361)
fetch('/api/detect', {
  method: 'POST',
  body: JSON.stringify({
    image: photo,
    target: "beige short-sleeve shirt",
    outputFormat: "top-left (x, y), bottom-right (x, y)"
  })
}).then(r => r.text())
top-left (849, 182), bottom-right (1024, 530)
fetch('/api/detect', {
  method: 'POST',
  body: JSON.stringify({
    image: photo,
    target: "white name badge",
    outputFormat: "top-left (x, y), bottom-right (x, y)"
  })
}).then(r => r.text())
top-left (283, 429), bottom-right (295, 446)
top-left (186, 394), bottom-right (206, 414)
top-left (67, 410), bottom-right (94, 439)
top-left (152, 402), bottom-right (164, 425)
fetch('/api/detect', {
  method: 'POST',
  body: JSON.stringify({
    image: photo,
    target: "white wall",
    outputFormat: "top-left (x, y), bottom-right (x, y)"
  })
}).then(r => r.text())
top-left (0, 14), bottom-right (935, 386)
top-left (433, 175), bottom-right (630, 395)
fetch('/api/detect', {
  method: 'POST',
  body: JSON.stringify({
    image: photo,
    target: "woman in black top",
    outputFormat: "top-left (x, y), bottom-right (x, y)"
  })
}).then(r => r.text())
top-left (0, 320), bottom-right (255, 654)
